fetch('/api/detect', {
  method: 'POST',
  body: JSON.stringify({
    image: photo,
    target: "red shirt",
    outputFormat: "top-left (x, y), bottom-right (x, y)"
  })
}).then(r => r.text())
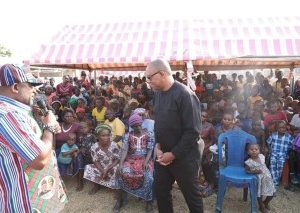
top-left (78, 79), bottom-right (91, 90)
top-left (263, 111), bottom-right (287, 128)
top-left (55, 122), bottom-right (80, 148)
top-left (195, 84), bottom-right (205, 93)
top-left (56, 83), bottom-right (73, 97)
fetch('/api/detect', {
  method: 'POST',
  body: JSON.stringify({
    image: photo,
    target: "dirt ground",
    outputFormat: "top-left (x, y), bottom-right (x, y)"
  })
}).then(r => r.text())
top-left (61, 178), bottom-right (300, 213)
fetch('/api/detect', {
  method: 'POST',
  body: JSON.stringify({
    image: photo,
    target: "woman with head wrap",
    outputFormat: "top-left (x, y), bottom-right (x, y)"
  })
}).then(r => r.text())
top-left (114, 114), bottom-right (154, 213)
top-left (83, 124), bottom-right (121, 196)
top-left (132, 108), bottom-right (155, 134)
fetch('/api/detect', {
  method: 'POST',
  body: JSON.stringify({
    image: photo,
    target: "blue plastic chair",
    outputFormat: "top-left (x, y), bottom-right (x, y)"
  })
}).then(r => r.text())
top-left (215, 128), bottom-right (257, 213)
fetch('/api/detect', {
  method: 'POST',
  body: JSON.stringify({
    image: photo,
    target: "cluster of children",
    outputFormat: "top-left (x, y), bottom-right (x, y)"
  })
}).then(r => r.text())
top-left (38, 69), bottom-right (300, 212)
top-left (197, 70), bottom-right (300, 212)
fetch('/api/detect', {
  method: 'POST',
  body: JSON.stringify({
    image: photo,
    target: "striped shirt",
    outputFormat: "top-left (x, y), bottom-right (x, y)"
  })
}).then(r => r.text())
top-left (0, 96), bottom-right (46, 213)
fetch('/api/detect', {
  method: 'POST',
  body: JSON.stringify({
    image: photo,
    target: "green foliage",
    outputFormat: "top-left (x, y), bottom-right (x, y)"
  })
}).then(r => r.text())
top-left (0, 45), bottom-right (12, 57)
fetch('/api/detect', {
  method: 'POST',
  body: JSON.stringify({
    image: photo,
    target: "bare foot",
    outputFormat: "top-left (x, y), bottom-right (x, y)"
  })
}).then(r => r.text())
top-left (112, 200), bottom-right (122, 213)
top-left (263, 201), bottom-right (270, 211)
top-left (259, 205), bottom-right (268, 213)
top-left (145, 202), bottom-right (153, 213)
top-left (76, 182), bottom-right (84, 191)
top-left (88, 186), bottom-right (100, 195)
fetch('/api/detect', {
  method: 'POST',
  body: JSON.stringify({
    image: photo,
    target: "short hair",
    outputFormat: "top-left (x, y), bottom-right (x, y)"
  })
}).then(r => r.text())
top-left (79, 121), bottom-right (92, 129)
top-left (223, 110), bottom-right (234, 118)
top-left (95, 97), bottom-right (105, 104)
top-left (61, 108), bottom-right (75, 118)
top-left (246, 143), bottom-right (260, 152)
top-left (148, 58), bottom-right (172, 75)
top-left (81, 71), bottom-right (87, 76)
top-left (276, 120), bottom-right (286, 127)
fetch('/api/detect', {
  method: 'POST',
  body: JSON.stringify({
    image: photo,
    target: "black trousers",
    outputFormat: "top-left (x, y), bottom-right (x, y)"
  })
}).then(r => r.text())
top-left (154, 158), bottom-right (203, 213)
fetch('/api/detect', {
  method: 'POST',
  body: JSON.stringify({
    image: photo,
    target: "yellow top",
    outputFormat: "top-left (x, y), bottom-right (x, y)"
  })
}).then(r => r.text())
top-left (104, 118), bottom-right (125, 147)
top-left (92, 107), bottom-right (107, 123)
top-left (248, 95), bottom-right (263, 110)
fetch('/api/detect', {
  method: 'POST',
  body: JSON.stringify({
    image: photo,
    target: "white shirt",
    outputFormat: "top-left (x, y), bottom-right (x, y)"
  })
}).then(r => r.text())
top-left (290, 114), bottom-right (300, 128)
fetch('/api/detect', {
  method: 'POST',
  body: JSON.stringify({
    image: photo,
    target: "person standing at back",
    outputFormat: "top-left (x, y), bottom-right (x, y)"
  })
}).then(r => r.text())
top-left (145, 58), bottom-right (203, 213)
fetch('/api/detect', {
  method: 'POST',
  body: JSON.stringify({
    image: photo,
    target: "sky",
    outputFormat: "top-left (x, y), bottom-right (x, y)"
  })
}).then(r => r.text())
top-left (1, 0), bottom-right (299, 61)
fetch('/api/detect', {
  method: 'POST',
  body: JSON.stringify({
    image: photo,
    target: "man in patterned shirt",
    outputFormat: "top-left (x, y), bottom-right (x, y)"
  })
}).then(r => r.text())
top-left (0, 64), bottom-right (61, 212)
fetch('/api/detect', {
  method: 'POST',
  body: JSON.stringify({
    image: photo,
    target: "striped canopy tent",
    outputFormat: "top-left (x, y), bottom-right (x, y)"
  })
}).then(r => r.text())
top-left (192, 17), bottom-right (300, 70)
top-left (26, 17), bottom-right (300, 73)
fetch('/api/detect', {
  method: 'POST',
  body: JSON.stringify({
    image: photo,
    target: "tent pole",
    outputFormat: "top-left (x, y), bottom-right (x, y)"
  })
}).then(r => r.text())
top-left (186, 61), bottom-right (196, 91)
top-left (290, 63), bottom-right (295, 96)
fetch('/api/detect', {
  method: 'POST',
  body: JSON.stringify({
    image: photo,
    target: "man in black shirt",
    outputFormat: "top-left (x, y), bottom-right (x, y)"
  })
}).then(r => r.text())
top-left (145, 58), bottom-right (203, 213)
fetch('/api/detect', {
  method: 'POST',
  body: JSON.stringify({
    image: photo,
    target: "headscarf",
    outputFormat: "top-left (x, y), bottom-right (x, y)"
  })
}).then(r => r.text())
top-left (95, 124), bottom-right (112, 134)
top-left (76, 107), bottom-right (85, 113)
top-left (133, 108), bottom-right (145, 115)
top-left (51, 100), bottom-right (61, 107)
top-left (128, 113), bottom-right (143, 127)
top-left (68, 97), bottom-right (77, 106)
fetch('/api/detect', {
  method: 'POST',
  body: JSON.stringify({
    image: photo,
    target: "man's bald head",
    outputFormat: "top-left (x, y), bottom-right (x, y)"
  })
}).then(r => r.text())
top-left (145, 58), bottom-right (175, 91)
top-left (146, 58), bottom-right (172, 75)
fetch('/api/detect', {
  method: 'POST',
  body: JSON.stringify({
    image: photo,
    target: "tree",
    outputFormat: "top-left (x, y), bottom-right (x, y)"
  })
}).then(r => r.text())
top-left (0, 45), bottom-right (12, 57)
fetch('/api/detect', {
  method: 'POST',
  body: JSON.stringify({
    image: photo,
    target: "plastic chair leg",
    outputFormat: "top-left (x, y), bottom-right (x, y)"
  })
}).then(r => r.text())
top-left (243, 188), bottom-right (248, 201)
top-left (249, 179), bottom-right (257, 213)
top-left (216, 177), bottom-right (227, 212)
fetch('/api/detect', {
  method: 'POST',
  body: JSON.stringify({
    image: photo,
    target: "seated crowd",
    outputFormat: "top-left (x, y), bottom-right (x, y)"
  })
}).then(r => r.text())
top-left (38, 69), bottom-right (300, 212)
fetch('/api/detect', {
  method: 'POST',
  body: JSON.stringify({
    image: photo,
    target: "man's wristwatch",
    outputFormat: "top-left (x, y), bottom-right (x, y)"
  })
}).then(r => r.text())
top-left (43, 124), bottom-right (56, 134)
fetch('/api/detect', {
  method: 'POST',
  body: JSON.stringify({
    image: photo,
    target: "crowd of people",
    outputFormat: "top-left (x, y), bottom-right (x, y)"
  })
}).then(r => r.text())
top-left (37, 59), bottom-right (203, 212)
top-left (196, 69), bottom-right (300, 212)
top-left (43, 64), bottom-right (300, 212)
top-left (1, 59), bottom-right (300, 213)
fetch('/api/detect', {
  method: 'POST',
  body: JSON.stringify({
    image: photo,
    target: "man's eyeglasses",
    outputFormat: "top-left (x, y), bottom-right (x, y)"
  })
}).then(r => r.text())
top-left (146, 71), bottom-right (161, 81)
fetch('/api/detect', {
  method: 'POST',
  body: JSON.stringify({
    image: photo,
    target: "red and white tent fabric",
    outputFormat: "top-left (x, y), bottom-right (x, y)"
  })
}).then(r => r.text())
top-left (26, 17), bottom-right (300, 71)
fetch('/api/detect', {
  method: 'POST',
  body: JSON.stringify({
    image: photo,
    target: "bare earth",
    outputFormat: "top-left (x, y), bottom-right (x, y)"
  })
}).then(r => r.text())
top-left (62, 178), bottom-right (300, 213)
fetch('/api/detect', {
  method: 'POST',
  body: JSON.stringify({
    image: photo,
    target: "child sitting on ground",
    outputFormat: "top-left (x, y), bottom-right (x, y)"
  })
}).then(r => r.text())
top-left (245, 143), bottom-right (276, 213)
top-left (57, 133), bottom-right (79, 176)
